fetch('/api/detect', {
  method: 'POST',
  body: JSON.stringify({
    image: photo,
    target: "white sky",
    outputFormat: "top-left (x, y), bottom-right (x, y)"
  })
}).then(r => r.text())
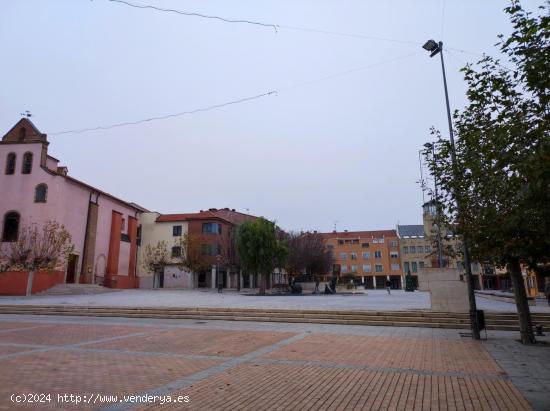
top-left (0, 0), bottom-right (542, 232)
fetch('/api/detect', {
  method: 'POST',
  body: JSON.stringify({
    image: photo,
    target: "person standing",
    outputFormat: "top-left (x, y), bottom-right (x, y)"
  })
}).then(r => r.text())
top-left (314, 276), bottom-right (320, 294)
top-left (386, 279), bottom-right (391, 295)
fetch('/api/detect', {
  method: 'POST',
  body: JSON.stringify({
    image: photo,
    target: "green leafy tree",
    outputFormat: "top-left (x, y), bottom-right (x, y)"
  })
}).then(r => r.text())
top-left (236, 218), bottom-right (286, 295)
top-left (425, 0), bottom-right (549, 344)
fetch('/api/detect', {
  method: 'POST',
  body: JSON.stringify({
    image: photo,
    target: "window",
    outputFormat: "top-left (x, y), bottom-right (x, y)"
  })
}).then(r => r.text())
top-left (121, 218), bottom-right (126, 232)
top-left (171, 246), bottom-right (182, 258)
top-left (362, 252), bottom-right (370, 259)
top-left (327, 244), bottom-right (334, 249)
top-left (425, 245), bottom-right (432, 253)
top-left (2, 211), bottom-right (20, 242)
top-left (390, 240), bottom-right (398, 247)
top-left (173, 225), bottom-right (182, 236)
top-left (34, 184), bottom-right (47, 203)
top-left (341, 265), bottom-right (348, 273)
top-left (361, 242), bottom-right (369, 248)
top-left (352, 239), bottom-right (359, 244)
top-left (412, 262), bottom-right (418, 273)
top-left (22, 152), bottom-right (33, 174)
top-left (202, 222), bottom-right (222, 234)
top-left (419, 261), bottom-right (425, 269)
top-left (338, 240), bottom-right (344, 245)
top-left (350, 265), bottom-right (357, 273)
top-left (5, 153), bottom-right (16, 175)
top-left (391, 263), bottom-right (400, 271)
top-left (372, 238), bottom-right (384, 244)
top-left (390, 251), bottom-right (399, 259)
top-left (374, 251), bottom-right (382, 258)
top-left (350, 252), bottom-right (357, 260)
top-left (339, 252), bottom-right (347, 260)
top-left (375, 264), bottom-right (383, 272)
top-left (410, 246), bottom-right (416, 253)
top-left (403, 246), bottom-right (409, 254)
top-left (362, 264), bottom-right (371, 273)
top-left (404, 262), bottom-right (410, 273)
top-left (201, 243), bottom-right (221, 256)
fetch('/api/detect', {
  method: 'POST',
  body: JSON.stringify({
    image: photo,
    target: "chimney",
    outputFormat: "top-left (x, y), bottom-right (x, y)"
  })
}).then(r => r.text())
top-left (56, 166), bottom-right (68, 176)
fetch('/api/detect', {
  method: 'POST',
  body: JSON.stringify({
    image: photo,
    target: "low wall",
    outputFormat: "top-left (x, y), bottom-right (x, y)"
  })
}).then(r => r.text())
top-left (109, 275), bottom-right (138, 289)
top-left (0, 271), bottom-right (28, 296)
top-left (0, 270), bottom-right (65, 296)
top-left (32, 271), bottom-right (65, 294)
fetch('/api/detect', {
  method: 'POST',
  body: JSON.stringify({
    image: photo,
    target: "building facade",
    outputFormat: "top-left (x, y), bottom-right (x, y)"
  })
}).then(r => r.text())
top-left (321, 230), bottom-right (402, 289)
top-left (0, 119), bottom-right (145, 293)
top-left (137, 208), bottom-right (259, 289)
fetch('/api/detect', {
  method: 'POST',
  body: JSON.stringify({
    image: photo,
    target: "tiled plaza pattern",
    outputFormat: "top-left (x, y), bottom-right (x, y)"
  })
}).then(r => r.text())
top-left (0, 320), bottom-right (532, 411)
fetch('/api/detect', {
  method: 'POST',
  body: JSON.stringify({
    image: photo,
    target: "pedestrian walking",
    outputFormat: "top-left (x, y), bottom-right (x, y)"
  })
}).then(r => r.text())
top-left (314, 276), bottom-right (320, 294)
top-left (545, 277), bottom-right (550, 307)
top-left (386, 279), bottom-right (391, 295)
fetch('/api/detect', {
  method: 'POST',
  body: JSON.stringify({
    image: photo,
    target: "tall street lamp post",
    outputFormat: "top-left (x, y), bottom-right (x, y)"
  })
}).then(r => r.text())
top-left (422, 39), bottom-right (481, 340)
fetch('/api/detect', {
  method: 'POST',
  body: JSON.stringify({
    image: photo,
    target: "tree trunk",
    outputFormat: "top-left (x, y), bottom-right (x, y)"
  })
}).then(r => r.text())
top-left (259, 272), bottom-right (266, 295)
top-left (508, 258), bottom-right (535, 344)
top-left (26, 270), bottom-right (34, 296)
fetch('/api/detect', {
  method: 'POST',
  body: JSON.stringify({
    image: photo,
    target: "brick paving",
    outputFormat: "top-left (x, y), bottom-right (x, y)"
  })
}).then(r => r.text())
top-left (87, 328), bottom-right (295, 357)
top-left (0, 316), bottom-right (542, 411)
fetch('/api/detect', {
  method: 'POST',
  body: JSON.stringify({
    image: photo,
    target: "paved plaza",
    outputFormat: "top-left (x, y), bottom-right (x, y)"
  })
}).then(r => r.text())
top-left (0, 314), bottom-right (548, 410)
top-left (1, 289), bottom-right (550, 313)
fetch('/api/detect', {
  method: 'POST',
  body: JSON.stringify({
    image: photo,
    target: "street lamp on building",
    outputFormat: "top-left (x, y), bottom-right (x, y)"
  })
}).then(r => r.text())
top-left (422, 39), bottom-right (481, 340)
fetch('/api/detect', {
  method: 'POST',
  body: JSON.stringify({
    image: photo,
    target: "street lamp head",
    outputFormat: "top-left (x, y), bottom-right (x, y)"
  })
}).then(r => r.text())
top-left (422, 39), bottom-right (441, 57)
top-left (423, 142), bottom-right (433, 149)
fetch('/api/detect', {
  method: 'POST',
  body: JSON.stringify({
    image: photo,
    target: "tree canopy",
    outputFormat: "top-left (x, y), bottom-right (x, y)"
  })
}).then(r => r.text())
top-left (425, 0), bottom-right (549, 343)
top-left (236, 218), bottom-right (287, 295)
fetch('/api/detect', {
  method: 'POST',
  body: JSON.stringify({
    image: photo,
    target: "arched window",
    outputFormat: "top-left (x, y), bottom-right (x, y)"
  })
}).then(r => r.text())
top-left (22, 152), bottom-right (33, 174)
top-left (35, 184), bottom-right (48, 203)
top-left (5, 153), bottom-right (16, 175)
top-left (2, 211), bottom-right (20, 242)
top-left (18, 127), bottom-right (26, 141)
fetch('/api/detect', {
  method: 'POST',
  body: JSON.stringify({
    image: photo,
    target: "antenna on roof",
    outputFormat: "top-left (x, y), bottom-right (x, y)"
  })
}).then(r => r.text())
top-left (333, 220), bottom-right (338, 232)
top-left (20, 111), bottom-right (32, 118)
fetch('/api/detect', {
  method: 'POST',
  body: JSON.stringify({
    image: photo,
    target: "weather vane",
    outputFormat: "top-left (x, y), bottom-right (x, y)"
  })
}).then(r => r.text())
top-left (20, 111), bottom-right (32, 118)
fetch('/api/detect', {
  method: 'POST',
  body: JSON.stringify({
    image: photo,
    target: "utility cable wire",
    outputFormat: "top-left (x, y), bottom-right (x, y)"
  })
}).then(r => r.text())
top-left (105, 0), bottom-right (488, 56)
top-left (49, 91), bottom-right (276, 135)
top-left (48, 51), bottom-right (420, 136)
top-left (106, 0), bottom-right (278, 31)
top-left (104, 0), bottom-right (422, 46)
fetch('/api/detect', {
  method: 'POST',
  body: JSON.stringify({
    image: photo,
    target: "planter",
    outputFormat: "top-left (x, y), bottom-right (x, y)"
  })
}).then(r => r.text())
top-left (0, 270), bottom-right (64, 296)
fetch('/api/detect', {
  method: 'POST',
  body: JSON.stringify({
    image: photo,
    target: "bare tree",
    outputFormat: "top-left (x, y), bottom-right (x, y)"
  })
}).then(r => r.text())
top-left (141, 240), bottom-right (170, 278)
top-left (0, 221), bottom-right (74, 271)
top-left (176, 232), bottom-right (210, 274)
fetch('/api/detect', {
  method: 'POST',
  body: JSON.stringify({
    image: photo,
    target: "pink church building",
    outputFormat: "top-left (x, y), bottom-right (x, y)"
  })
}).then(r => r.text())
top-left (0, 118), bottom-right (146, 294)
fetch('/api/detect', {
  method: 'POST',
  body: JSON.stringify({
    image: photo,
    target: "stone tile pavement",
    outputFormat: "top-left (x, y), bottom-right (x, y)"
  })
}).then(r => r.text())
top-left (2, 289), bottom-right (549, 313)
top-left (0, 314), bottom-right (548, 410)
